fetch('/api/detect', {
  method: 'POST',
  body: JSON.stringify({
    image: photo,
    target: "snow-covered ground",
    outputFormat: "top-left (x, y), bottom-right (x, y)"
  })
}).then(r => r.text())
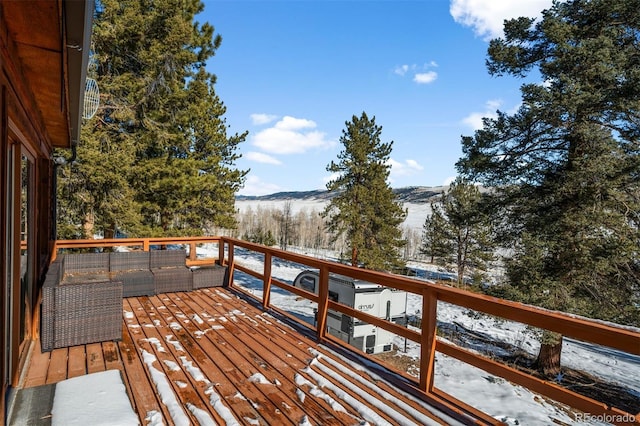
top-left (235, 199), bottom-right (432, 232)
top-left (199, 244), bottom-right (640, 426)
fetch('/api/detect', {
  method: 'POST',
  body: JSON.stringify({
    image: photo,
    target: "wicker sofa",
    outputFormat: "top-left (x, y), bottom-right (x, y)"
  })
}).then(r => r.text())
top-left (41, 249), bottom-right (227, 351)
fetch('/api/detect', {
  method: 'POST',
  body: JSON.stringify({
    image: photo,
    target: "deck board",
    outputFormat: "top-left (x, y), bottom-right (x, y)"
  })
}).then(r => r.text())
top-left (21, 287), bottom-right (454, 425)
top-left (102, 341), bottom-right (122, 369)
top-left (21, 342), bottom-right (50, 388)
top-left (67, 346), bottom-right (86, 379)
top-left (85, 342), bottom-right (106, 374)
top-left (45, 348), bottom-right (68, 384)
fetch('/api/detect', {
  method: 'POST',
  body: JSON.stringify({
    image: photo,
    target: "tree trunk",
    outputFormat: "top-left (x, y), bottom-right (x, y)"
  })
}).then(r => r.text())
top-left (83, 211), bottom-right (94, 238)
top-left (457, 262), bottom-right (465, 288)
top-left (104, 223), bottom-right (115, 240)
top-left (535, 331), bottom-right (563, 377)
top-left (351, 246), bottom-right (358, 266)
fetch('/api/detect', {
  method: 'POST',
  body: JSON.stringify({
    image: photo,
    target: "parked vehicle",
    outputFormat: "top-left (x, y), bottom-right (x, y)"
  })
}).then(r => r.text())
top-left (293, 270), bottom-right (408, 354)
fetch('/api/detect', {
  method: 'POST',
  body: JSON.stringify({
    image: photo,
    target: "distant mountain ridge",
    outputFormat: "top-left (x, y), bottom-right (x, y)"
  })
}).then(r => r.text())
top-left (236, 186), bottom-right (449, 204)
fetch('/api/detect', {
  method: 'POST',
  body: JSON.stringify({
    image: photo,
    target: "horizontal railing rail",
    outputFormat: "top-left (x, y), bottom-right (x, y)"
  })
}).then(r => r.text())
top-left (50, 236), bottom-right (640, 425)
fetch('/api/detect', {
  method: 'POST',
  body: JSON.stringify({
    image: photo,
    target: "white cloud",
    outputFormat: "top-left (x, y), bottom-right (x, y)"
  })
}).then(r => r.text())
top-left (462, 99), bottom-right (502, 130)
top-left (413, 71), bottom-right (438, 84)
top-left (405, 159), bottom-right (423, 170)
top-left (443, 176), bottom-right (457, 186)
top-left (250, 113), bottom-right (278, 126)
top-left (252, 116), bottom-right (335, 154)
top-left (274, 116), bottom-right (316, 131)
top-left (394, 64), bottom-right (410, 76)
top-left (462, 99), bottom-right (522, 130)
top-left (238, 175), bottom-right (282, 196)
top-left (395, 63), bottom-right (439, 85)
top-left (322, 172), bottom-right (341, 185)
top-left (245, 151), bottom-right (282, 165)
top-left (388, 158), bottom-right (424, 178)
top-left (450, 0), bottom-right (552, 40)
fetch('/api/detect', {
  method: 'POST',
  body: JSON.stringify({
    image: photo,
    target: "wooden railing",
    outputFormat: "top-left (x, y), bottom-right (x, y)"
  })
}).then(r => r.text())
top-left (53, 236), bottom-right (224, 267)
top-left (51, 237), bottom-right (640, 425)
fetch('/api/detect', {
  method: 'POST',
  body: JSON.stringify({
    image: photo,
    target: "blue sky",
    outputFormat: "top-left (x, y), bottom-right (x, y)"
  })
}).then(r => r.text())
top-left (200, 0), bottom-right (552, 195)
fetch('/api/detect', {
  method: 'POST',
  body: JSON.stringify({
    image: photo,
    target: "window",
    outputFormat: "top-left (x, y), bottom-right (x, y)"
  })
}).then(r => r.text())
top-left (299, 276), bottom-right (316, 293)
top-left (366, 335), bottom-right (376, 353)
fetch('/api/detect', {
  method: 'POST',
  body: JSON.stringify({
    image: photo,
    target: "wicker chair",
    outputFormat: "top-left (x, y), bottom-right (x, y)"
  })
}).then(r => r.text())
top-left (41, 258), bottom-right (63, 352)
top-left (150, 250), bottom-right (193, 293)
top-left (51, 279), bottom-right (122, 349)
top-left (110, 252), bottom-right (154, 297)
top-left (41, 255), bottom-right (122, 352)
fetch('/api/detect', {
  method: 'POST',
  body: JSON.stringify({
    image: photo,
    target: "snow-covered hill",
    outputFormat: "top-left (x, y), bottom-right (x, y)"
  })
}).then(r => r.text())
top-left (236, 186), bottom-right (448, 204)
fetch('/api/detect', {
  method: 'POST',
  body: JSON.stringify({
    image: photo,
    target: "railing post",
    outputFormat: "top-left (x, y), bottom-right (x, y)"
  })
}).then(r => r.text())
top-left (263, 252), bottom-right (272, 309)
top-left (51, 241), bottom-right (58, 262)
top-left (143, 239), bottom-right (150, 252)
top-left (420, 288), bottom-right (438, 393)
top-left (227, 242), bottom-right (235, 289)
top-left (316, 265), bottom-right (329, 341)
top-left (218, 238), bottom-right (225, 266)
top-left (189, 242), bottom-right (197, 262)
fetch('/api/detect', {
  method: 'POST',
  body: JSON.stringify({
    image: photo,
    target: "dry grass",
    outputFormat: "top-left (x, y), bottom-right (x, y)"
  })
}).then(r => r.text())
top-left (373, 346), bottom-right (420, 378)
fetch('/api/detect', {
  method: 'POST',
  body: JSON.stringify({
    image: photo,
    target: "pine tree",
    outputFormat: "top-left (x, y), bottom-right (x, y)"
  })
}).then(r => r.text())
top-left (456, 0), bottom-right (640, 375)
top-left (420, 180), bottom-right (494, 286)
top-left (323, 112), bottom-right (407, 272)
top-left (57, 0), bottom-right (247, 238)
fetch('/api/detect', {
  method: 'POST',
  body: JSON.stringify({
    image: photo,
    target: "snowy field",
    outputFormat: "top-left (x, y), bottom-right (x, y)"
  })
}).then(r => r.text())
top-left (235, 199), bottom-right (432, 232)
top-left (199, 244), bottom-right (640, 426)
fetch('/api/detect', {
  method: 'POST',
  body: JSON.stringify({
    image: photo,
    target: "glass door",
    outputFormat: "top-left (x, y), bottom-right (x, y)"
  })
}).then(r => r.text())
top-left (2, 144), bottom-right (13, 391)
top-left (19, 152), bottom-right (34, 355)
top-left (4, 138), bottom-right (35, 387)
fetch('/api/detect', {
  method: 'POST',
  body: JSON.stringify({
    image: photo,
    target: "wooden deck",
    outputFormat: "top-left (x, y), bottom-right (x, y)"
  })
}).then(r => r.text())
top-left (21, 287), bottom-right (457, 425)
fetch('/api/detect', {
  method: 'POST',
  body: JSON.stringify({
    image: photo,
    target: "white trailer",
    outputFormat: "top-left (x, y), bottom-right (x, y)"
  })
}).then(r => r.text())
top-left (293, 270), bottom-right (407, 354)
